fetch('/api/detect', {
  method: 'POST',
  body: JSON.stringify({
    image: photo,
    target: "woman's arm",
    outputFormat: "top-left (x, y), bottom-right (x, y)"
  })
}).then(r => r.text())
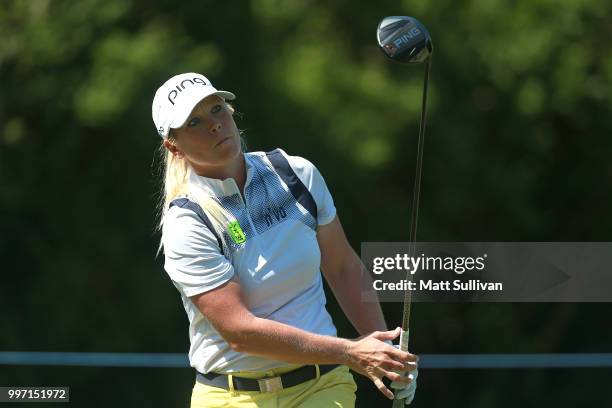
top-left (190, 280), bottom-right (416, 399)
top-left (317, 216), bottom-right (388, 335)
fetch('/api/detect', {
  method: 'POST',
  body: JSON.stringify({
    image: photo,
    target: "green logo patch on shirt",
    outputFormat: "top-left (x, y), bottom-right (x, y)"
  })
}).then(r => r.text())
top-left (227, 221), bottom-right (247, 244)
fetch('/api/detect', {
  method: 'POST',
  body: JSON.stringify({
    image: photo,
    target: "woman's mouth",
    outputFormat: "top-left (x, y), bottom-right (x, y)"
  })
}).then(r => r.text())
top-left (215, 137), bottom-right (230, 147)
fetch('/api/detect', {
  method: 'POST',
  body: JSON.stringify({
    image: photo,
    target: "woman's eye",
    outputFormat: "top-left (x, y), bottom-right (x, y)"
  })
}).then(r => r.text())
top-left (211, 104), bottom-right (222, 114)
top-left (187, 117), bottom-right (200, 127)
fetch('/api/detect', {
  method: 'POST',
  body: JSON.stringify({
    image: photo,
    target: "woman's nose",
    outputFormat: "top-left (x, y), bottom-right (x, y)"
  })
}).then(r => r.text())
top-left (210, 122), bottom-right (221, 133)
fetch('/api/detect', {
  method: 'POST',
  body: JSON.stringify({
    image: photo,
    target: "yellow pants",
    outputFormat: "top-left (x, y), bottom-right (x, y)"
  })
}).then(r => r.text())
top-left (191, 365), bottom-right (357, 408)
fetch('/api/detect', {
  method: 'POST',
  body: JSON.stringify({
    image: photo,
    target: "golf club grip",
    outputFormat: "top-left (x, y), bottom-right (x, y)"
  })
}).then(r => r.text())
top-left (399, 328), bottom-right (410, 352)
top-left (391, 329), bottom-right (410, 407)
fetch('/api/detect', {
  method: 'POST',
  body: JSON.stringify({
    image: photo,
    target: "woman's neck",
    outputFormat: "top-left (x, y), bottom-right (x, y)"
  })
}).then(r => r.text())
top-left (192, 153), bottom-right (247, 192)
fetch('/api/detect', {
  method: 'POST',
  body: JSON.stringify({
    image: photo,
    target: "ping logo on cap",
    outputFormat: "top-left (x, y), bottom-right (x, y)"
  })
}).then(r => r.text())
top-left (167, 77), bottom-right (209, 105)
top-left (227, 221), bottom-right (247, 244)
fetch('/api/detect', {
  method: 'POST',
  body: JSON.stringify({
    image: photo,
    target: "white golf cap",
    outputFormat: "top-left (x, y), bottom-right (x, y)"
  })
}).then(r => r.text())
top-left (152, 73), bottom-right (235, 138)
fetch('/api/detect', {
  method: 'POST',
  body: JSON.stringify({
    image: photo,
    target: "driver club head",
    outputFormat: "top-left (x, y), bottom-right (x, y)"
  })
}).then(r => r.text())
top-left (377, 16), bottom-right (433, 63)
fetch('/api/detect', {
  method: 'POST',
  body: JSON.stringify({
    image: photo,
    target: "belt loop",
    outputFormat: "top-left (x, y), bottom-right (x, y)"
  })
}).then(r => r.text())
top-left (315, 364), bottom-right (321, 379)
top-left (227, 374), bottom-right (235, 393)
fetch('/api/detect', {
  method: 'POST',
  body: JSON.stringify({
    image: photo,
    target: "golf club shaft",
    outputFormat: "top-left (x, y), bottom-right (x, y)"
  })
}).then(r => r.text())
top-left (393, 58), bottom-right (430, 407)
top-left (400, 58), bottom-right (430, 331)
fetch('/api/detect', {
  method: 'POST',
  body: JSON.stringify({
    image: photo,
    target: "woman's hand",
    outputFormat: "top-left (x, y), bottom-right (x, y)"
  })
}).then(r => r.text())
top-left (344, 327), bottom-right (418, 399)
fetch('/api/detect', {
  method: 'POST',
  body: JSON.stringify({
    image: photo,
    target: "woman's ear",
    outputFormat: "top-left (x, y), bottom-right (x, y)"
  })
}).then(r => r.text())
top-left (163, 138), bottom-right (184, 158)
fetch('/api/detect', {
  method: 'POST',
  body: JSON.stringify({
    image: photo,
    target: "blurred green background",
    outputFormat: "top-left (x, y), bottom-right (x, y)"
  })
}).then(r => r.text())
top-left (1, 0), bottom-right (611, 406)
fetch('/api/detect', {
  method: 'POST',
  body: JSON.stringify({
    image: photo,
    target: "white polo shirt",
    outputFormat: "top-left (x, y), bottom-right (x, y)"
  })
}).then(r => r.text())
top-left (162, 149), bottom-right (338, 373)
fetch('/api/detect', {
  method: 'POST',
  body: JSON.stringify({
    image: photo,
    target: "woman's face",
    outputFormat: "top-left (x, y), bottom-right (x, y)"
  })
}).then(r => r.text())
top-left (166, 95), bottom-right (241, 176)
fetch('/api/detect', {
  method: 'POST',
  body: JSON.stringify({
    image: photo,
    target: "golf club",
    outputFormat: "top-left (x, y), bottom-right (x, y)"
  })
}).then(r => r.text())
top-left (376, 15), bottom-right (433, 407)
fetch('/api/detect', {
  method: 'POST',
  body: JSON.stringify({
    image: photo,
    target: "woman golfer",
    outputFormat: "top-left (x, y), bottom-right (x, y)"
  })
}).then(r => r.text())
top-left (153, 73), bottom-right (417, 407)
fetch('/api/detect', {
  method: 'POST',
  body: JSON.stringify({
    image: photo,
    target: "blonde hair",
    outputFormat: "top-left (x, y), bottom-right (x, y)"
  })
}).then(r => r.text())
top-left (155, 103), bottom-right (245, 254)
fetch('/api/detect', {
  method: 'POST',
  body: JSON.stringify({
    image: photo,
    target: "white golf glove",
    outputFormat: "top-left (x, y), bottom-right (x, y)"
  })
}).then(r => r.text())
top-left (391, 367), bottom-right (418, 404)
top-left (389, 342), bottom-right (418, 405)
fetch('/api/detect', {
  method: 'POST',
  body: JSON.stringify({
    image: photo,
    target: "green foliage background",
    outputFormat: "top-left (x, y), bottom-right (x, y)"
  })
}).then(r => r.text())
top-left (1, 0), bottom-right (611, 406)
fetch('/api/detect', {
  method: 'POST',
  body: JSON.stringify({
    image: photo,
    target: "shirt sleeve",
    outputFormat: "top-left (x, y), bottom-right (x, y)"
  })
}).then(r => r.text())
top-left (162, 206), bottom-right (234, 297)
top-left (280, 149), bottom-right (337, 226)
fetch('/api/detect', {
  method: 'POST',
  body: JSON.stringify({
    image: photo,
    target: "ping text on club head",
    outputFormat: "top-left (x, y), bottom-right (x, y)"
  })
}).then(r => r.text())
top-left (393, 27), bottom-right (422, 48)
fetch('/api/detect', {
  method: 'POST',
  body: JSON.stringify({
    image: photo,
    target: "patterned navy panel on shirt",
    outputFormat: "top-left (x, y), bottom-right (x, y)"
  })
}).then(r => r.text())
top-left (244, 154), bottom-right (317, 235)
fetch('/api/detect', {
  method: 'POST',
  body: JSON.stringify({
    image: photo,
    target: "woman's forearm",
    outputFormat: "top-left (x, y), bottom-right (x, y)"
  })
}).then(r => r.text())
top-left (226, 313), bottom-right (353, 365)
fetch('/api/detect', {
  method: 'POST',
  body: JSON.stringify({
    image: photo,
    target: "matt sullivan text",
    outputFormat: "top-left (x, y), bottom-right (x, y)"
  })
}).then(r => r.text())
top-left (373, 279), bottom-right (503, 291)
